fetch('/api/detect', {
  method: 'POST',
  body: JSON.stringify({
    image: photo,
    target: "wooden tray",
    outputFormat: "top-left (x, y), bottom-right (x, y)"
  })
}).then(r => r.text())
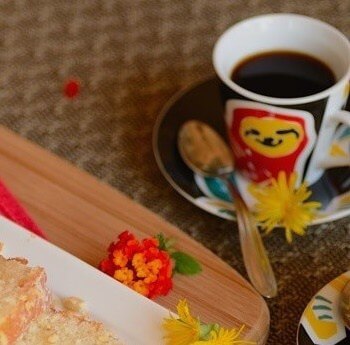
top-left (0, 126), bottom-right (269, 343)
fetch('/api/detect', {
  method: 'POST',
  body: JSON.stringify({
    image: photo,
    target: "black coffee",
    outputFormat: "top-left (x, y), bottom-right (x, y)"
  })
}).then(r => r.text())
top-left (231, 51), bottom-right (336, 98)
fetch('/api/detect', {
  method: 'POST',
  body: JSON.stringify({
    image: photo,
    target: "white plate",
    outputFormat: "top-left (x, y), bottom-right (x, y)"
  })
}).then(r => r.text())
top-left (0, 216), bottom-right (169, 345)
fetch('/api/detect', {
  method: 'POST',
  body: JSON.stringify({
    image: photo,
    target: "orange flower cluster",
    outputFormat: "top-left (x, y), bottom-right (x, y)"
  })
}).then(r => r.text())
top-left (99, 231), bottom-right (173, 299)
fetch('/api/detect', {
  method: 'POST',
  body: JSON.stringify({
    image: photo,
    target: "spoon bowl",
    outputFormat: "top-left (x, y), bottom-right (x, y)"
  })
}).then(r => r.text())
top-left (178, 120), bottom-right (234, 176)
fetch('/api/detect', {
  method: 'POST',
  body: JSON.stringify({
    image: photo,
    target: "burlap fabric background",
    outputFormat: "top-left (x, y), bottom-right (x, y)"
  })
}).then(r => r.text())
top-left (0, 1), bottom-right (349, 343)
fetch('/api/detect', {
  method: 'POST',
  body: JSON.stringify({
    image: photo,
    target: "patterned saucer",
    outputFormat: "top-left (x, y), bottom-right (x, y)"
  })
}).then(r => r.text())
top-left (153, 77), bottom-right (350, 224)
top-left (297, 272), bottom-right (350, 345)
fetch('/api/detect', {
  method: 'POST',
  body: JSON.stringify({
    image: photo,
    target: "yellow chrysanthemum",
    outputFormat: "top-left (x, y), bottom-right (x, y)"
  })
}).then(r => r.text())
top-left (163, 300), bottom-right (200, 345)
top-left (250, 171), bottom-right (321, 243)
top-left (192, 326), bottom-right (255, 344)
top-left (163, 300), bottom-right (255, 345)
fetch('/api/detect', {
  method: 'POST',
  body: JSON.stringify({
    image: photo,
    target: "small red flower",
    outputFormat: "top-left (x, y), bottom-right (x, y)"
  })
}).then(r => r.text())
top-left (99, 231), bottom-right (173, 299)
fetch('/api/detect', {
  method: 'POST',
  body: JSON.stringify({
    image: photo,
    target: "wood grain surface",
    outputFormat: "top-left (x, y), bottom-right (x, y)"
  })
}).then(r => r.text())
top-left (0, 126), bottom-right (269, 343)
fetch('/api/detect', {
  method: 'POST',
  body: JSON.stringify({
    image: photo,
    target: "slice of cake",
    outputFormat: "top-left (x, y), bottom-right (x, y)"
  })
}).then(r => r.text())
top-left (16, 310), bottom-right (122, 345)
top-left (0, 256), bottom-right (50, 345)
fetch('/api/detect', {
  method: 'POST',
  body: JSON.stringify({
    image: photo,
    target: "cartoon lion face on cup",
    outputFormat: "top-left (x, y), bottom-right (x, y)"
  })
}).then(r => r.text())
top-left (239, 116), bottom-right (304, 158)
top-left (227, 102), bottom-right (316, 183)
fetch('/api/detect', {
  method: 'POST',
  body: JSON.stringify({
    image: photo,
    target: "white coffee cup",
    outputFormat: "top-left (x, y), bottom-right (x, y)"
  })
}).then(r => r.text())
top-left (213, 14), bottom-right (350, 185)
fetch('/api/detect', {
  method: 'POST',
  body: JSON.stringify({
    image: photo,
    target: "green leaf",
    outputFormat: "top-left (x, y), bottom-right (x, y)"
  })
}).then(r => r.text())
top-left (155, 233), bottom-right (176, 252)
top-left (155, 235), bottom-right (202, 276)
top-left (155, 233), bottom-right (167, 250)
top-left (171, 251), bottom-right (202, 275)
top-left (199, 323), bottom-right (219, 340)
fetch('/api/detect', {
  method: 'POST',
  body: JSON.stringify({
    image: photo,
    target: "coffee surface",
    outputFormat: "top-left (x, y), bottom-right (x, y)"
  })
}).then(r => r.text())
top-left (231, 51), bottom-right (336, 98)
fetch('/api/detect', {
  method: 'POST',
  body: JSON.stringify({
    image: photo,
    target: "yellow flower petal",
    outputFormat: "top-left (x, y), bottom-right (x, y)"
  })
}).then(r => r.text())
top-left (163, 317), bottom-right (200, 345)
top-left (163, 300), bottom-right (256, 345)
top-left (177, 299), bottom-right (199, 326)
top-left (163, 300), bottom-right (200, 345)
top-left (250, 171), bottom-right (321, 243)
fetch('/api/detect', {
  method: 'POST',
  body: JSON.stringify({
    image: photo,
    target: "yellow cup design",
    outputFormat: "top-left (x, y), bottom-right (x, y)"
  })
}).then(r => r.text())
top-left (239, 116), bottom-right (304, 158)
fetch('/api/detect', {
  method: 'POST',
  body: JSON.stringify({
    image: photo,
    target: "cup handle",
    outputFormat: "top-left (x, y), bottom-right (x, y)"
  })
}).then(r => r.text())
top-left (319, 110), bottom-right (350, 169)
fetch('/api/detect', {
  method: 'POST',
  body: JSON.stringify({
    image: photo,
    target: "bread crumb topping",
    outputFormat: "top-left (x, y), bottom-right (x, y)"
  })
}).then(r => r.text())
top-left (62, 297), bottom-right (86, 314)
top-left (98, 334), bottom-right (111, 343)
top-left (47, 334), bottom-right (59, 343)
top-left (0, 331), bottom-right (8, 345)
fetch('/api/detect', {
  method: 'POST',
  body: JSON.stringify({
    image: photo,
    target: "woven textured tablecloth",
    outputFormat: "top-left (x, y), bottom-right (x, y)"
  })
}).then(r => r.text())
top-left (0, 1), bottom-right (349, 343)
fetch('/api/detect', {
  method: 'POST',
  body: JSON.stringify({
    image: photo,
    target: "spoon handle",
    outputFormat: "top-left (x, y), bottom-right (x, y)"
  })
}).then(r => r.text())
top-left (225, 179), bottom-right (278, 298)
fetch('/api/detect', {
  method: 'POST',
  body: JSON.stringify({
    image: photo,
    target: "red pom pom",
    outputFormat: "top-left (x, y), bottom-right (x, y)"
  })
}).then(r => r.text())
top-left (64, 79), bottom-right (80, 99)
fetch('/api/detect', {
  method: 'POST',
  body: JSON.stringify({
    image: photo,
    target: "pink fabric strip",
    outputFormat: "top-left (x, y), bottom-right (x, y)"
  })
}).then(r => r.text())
top-left (0, 180), bottom-right (47, 239)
